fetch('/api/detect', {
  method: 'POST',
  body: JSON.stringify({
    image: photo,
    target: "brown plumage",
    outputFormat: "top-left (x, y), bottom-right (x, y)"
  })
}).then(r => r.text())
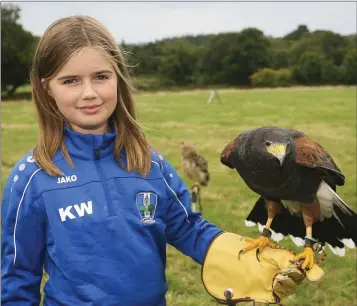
top-left (180, 141), bottom-right (210, 187)
top-left (294, 137), bottom-right (344, 185)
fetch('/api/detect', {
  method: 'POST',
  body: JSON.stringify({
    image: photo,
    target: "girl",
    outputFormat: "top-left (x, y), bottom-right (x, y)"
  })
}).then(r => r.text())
top-left (1, 15), bottom-right (222, 305)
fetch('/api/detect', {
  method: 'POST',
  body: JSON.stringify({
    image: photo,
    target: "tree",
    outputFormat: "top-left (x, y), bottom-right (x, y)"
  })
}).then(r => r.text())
top-left (289, 30), bottom-right (348, 67)
top-left (1, 4), bottom-right (38, 95)
top-left (251, 68), bottom-right (293, 88)
top-left (284, 25), bottom-right (310, 41)
top-left (198, 28), bottom-right (271, 86)
top-left (196, 33), bottom-right (235, 85)
top-left (116, 27), bottom-right (353, 88)
top-left (343, 49), bottom-right (357, 84)
top-left (346, 34), bottom-right (357, 50)
top-left (297, 51), bottom-right (325, 85)
top-left (321, 60), bottom-right (343, 84)
top-left (157, 39), bottom-right (198, 86)
top-left (271, 49), bottom-right (290, 69)
top-left (315, 30), bottom-right (348, 66)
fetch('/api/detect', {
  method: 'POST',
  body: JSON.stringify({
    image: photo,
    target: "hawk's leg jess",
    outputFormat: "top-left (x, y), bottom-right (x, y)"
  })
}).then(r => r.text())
top-left (293, 202), bottom-right (319, 270)
top-left (238, 200), bottom-right (280, 261)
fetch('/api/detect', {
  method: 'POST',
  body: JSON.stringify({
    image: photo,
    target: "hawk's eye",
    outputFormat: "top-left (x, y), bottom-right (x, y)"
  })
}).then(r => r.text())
top-left (265, 141), bottom-right (272, 146)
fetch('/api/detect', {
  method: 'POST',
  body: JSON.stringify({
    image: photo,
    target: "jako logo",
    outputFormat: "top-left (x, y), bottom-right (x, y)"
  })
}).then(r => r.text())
top-left (59, 201), bottom-right (93, 222)
top-left (57, 175), bottom-right (77, 184)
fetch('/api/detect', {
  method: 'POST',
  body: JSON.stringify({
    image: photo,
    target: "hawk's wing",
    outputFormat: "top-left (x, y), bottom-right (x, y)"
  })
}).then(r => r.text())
top-left (292, 134), bottom-right (345, 186)
top-left (193, 154), bottom-right (209, 172)
top-left (181, 151), bottom-right (210, 187)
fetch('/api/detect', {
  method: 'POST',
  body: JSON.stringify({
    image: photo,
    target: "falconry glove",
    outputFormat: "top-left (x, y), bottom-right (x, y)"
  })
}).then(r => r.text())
top-left (201, 232), bottom-right (324, 305)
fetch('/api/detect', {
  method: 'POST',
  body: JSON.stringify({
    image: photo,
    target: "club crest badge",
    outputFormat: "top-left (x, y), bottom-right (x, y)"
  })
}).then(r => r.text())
top-left (136, 192), bottom-right (158, 224)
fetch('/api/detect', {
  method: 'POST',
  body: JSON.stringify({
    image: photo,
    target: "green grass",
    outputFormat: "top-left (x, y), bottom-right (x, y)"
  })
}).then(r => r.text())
top-left (1, 86), bottom-right (356, 305)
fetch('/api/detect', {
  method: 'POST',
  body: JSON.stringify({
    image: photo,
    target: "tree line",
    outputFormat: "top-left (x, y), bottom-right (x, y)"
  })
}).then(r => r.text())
top-left (2, 4), bottom-right (356, 96)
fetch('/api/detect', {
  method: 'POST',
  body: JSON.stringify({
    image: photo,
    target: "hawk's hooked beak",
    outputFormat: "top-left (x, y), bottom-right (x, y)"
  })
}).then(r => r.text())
top-left (267, 143), bottom-right (287, 166)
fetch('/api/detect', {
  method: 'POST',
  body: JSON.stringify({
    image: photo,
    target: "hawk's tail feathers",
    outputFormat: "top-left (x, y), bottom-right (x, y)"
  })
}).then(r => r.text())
top-left (245, 196), bottom-right (357, 257)
top-left (322, 181), bottom-right (357, 252)
top-left (323, 181), bottom-right (355, 216)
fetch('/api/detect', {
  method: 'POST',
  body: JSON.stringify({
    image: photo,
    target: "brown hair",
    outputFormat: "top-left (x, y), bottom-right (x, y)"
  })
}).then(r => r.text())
top-left (31, 15), bottom-right (151, 176)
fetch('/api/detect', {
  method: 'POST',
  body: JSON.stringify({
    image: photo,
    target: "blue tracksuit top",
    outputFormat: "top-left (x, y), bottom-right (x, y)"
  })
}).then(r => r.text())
top-left (1, 126), bottom-right (222, 306)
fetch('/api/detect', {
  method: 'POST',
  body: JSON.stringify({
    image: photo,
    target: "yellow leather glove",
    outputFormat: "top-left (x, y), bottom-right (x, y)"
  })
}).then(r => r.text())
top-left (201, 232), bottom-right (325, 305)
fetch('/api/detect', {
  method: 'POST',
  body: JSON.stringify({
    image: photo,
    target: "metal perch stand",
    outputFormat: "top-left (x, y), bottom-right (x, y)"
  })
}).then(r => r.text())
top-left (190, 183), bottom-right (202, 213)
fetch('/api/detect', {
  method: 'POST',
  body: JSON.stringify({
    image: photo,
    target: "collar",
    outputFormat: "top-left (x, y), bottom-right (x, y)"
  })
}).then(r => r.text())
top-left (63, 124), bottom-right (117, 160)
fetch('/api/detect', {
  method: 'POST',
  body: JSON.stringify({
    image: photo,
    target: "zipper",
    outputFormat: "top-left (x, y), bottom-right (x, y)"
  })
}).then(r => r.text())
top-left (94, 146), bottom-right (115, 216)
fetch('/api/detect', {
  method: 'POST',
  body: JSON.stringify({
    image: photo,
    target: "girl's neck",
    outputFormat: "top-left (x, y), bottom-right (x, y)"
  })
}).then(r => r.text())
top-left (69, 122), bottom-right (110, 135)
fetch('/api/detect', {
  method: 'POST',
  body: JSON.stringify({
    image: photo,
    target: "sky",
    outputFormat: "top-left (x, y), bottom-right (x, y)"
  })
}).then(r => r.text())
top-left (7, 1), bottom-right (357, 44)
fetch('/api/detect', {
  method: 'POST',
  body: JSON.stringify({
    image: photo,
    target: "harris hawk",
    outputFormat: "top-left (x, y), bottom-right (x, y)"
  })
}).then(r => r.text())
top-left (220, 126), bottom-right (357, 270)
top-left (180, 141), bottom-right (210, 188)
top-left (179, 141), bottom-right (210, 212)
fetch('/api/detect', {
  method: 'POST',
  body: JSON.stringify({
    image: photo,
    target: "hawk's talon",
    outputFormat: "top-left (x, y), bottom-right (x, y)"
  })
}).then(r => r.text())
top-left (293, 247), bottom-right (315, 271)
top-left (237, 235), bottom-right (277, 261)
top-left (256, 248), bottom-right (260, 262)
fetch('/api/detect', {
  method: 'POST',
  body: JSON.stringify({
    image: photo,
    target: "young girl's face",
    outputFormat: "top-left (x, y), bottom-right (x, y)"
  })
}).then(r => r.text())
top-left (46, 47), bottom-right (118, 134)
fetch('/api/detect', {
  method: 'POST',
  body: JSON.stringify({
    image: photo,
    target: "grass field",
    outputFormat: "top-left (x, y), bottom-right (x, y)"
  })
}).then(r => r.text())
top-left (1, 86), bottom-right (356, 305)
